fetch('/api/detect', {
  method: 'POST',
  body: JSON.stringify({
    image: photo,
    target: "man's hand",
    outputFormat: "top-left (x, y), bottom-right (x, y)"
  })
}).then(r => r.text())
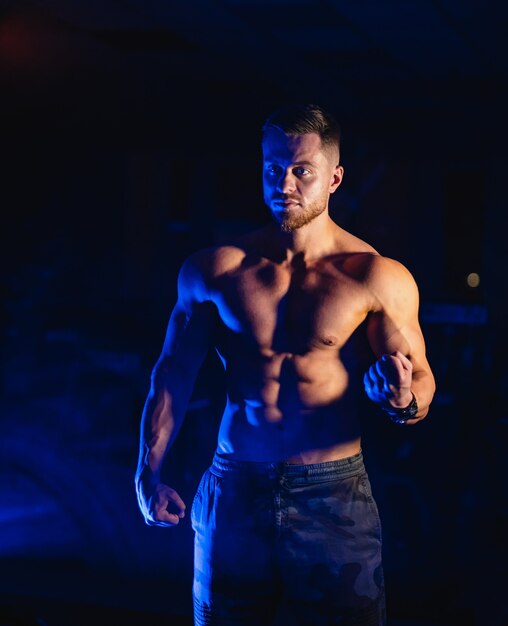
top-left (136, 475), bottom-right (186, 527)
top-left (363, 351), bottom-right (414, 409)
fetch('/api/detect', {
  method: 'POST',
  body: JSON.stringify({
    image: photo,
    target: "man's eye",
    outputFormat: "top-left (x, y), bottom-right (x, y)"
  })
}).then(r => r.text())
top-left (294, 167), bottom-right (310, 176)
top-left (266, 165), bottom-right (280, 175)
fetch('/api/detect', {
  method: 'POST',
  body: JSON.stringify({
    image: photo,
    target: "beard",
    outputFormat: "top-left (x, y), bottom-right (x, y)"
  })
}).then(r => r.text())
top-left (275, 200), bottom-right (327, 233)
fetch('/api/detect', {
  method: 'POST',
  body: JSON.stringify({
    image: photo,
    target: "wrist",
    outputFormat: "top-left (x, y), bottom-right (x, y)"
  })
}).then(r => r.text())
top-left (382, 392), bottom-right (418, 424)
top-left (386, 390), bottom-right (414, 409)
top-left (135, 465), bottom-right (160, 488)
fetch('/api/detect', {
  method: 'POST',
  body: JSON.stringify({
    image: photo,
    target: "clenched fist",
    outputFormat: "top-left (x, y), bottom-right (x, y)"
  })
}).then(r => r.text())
top-left (136, 473), bottom-right (186, 527)
top-left (363, 351), bottom-right (414, 409)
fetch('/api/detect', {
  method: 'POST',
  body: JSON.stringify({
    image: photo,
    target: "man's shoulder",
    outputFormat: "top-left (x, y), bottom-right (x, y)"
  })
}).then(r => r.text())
top-left (364, 254), bottom-right (415, 284)
top-left (324, 227), bottom-right (379, 278)
top-left (329, 228), bottom-right (409, 276)
top-left (176, 245), bottom-right (242, 305)
top-left (181, 226), bottom-right (273, 280)
top-left (333, 227), bottom-right (378, 257)
top-left (327, 228), bottom-right (417, 308)
top-left (360, 254), bottom-right (419, 313)
top-left (182, 242), bottom-right (247, 280)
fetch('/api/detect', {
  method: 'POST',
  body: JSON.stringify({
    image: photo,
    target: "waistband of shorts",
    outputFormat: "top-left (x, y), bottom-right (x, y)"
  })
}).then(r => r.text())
top-left (211, 450), bottom-right (365, 481)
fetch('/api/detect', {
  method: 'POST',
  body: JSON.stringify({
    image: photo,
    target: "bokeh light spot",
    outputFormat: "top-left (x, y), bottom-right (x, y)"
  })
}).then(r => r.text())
top-left (466, 272), bottom-right (480, 288)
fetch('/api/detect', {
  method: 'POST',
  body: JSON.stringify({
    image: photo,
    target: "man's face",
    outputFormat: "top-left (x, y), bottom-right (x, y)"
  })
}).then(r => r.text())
top-left (262, 127), bottom-right (343, 232)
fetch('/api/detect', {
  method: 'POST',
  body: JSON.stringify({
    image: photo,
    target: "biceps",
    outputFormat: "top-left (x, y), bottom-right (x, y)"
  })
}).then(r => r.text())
top-left (160, 301), bottom-right (216, 373)
top-left (367, 313), bottom-right (425, 361)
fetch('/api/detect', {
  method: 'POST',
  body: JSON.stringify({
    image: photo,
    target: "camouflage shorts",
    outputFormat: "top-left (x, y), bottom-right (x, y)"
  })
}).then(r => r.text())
top-left (191, 451), bottom-right (385, 626)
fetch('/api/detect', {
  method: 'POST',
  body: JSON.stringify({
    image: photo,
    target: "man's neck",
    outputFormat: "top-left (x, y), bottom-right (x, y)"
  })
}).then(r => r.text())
top-left (267, 212), bottom-right (340, 264)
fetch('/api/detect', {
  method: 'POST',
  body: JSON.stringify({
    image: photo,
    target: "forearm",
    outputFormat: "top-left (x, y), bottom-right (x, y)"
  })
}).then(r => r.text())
top-left (136, 361), bottom-right (195, 484)
top-left (137, 395), bottom-right (178, 483)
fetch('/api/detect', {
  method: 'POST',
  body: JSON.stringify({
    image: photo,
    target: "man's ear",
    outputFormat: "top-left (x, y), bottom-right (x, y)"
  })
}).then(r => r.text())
top-left (330, 165), bottom-right (344, 193)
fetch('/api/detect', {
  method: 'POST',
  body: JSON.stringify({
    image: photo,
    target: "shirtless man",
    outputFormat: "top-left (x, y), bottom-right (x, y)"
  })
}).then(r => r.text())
top-left (135, 104), bottom-right (435, 625)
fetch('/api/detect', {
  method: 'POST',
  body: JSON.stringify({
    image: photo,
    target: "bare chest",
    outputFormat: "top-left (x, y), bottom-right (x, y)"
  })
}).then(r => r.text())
top-left (211, 263), bottom-right (370, 353)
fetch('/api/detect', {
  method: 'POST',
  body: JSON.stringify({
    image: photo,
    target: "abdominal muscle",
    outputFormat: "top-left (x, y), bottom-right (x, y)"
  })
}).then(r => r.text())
top-left (216, 350), bottom-right (363, 463)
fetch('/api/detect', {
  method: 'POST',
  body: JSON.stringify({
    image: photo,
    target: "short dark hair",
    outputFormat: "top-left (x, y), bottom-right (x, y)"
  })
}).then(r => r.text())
top-left (262, 103), bottom-right (341, 154)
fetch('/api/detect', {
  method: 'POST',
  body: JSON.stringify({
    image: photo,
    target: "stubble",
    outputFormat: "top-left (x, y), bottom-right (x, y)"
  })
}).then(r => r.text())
top-left (276, 199), bottom-right (327, 233)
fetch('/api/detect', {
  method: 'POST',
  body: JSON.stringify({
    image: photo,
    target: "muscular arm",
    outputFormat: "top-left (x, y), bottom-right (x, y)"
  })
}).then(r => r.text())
top-left (364, 257), bottom-right (435, 423)
top-left (135, 256), bottom-right (215, 525)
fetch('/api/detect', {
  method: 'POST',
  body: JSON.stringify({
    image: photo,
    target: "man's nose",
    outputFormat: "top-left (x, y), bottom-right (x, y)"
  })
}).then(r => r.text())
top-left (277, 171), bottom-right (296, 194)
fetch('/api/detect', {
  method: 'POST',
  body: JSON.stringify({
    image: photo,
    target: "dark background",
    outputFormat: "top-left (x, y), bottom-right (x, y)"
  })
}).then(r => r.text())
top-left (1, 2), bottom-right (507, 625)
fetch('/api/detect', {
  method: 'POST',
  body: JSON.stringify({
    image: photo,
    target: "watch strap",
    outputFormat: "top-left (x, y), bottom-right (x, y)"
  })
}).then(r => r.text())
top-left (382, 392), bottom-right (418, 424)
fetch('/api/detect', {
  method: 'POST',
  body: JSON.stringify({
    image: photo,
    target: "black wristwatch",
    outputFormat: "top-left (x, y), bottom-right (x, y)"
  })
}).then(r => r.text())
top-left (382, 392), bottom-right (418, 424)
